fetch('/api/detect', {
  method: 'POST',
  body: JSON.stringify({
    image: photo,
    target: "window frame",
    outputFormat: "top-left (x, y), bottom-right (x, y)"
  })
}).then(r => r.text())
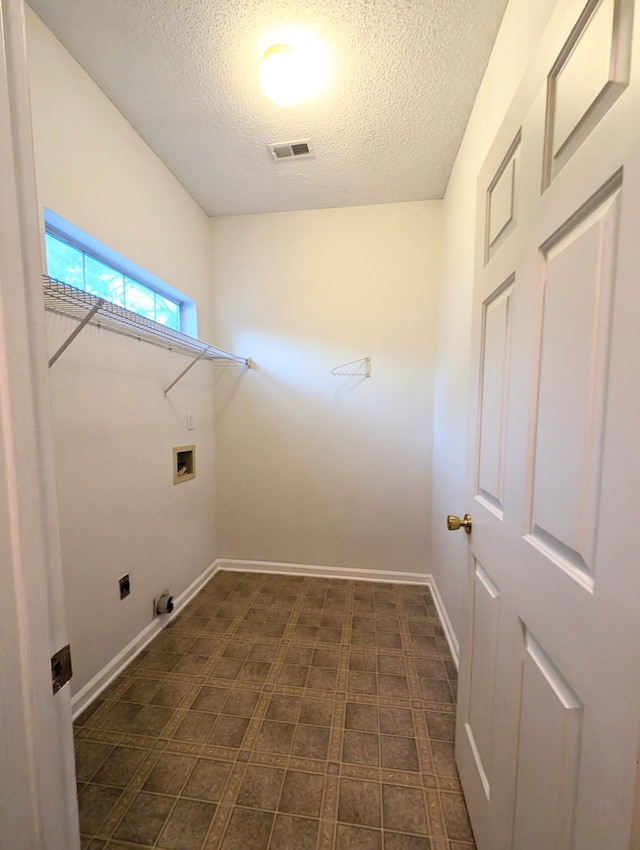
top-left (43, 209), bottom-right (198, 337)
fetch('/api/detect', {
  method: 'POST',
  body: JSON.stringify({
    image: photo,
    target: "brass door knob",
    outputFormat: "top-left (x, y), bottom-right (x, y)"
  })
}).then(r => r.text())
top-left (447, 514), bottom-right (472, 534)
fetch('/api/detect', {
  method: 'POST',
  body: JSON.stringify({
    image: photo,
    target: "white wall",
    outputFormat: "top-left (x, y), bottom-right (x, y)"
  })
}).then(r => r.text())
top-left (26, 8), bottom-right (216, 694)
top-left (430, 0), bottom-right (559, 645)
top-left (211, 201), bottom-right (441, 574)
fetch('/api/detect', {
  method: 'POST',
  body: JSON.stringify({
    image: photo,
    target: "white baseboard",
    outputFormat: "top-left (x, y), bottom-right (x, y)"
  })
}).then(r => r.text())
top-left (72, 557), bottom-right (460, 719)
top-left (216, 558), bottom-right (459, 668)
top-left (215, 558), bottom-right (430, 586)
top-left (427, 574), bottom-right (460, 669)
top-left (71, 560), bottom-right (219, 720)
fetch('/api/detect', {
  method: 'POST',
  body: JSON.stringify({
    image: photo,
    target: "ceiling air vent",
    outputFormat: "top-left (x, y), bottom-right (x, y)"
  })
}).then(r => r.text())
top-left (268, 139), bottom-right (314, 161)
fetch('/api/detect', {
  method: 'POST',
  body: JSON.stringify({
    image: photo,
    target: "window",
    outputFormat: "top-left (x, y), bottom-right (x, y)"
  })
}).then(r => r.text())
top-left (42, 208), bottom-right (201, 336)
top-left (45, 231), bottom-right (182, 331)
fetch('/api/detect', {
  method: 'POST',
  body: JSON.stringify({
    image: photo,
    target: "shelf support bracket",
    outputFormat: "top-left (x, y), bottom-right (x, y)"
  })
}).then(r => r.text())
top-left (163, 347), bottom-right (211, 396)
top-left (331, 357), bottom-right (371, 378)
top-left (48, 300), bottom-right (104, 367)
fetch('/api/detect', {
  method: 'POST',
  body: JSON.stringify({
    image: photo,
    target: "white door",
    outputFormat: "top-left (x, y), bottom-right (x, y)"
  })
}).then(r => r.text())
top-left (0, 1), bottom-right (79, 847)
top-left (455, 0), bottom-right (640, 848)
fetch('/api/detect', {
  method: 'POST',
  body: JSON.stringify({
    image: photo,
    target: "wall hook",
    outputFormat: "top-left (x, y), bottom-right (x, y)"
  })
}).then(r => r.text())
top-left (331, 357), bottom-right (371, 378)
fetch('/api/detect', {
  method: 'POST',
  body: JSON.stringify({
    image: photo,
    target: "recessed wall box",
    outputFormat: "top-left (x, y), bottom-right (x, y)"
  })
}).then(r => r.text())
top-left (173, 445), bottom-right (195, 484)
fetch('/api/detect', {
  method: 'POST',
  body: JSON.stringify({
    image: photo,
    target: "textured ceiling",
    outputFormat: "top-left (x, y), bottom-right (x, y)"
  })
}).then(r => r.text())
top-left (26, 0), bottom-right (508, 216)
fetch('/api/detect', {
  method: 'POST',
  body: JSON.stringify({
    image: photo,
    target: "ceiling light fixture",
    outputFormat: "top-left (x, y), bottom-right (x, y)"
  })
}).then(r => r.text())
top-left (259, 36), bottom-right (329, 106)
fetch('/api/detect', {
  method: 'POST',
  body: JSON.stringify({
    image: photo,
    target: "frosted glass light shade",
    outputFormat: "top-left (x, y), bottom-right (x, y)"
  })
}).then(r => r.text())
top-left (259, 41), bottom-right (328, 106)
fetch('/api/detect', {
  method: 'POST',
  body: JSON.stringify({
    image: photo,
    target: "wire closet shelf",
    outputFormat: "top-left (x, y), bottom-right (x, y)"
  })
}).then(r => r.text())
top-left (42, 275), bottom-right (249, 393)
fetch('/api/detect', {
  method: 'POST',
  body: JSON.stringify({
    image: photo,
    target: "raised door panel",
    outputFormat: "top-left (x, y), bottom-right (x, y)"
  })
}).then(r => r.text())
top-left (486, 136), bottom-right (520, 262)
top-left (543, 0), bottom-right (632, 186)
top-left (476, 278), bottom-right (514, 517)
top-left (464, 562), bottom-right (500, 800)
top-left (488, 160), bottom-right (515, 246)
top-left (512, 631), bottom-right (582, 850)
top-left (526, 179), bottom-right (620, 591)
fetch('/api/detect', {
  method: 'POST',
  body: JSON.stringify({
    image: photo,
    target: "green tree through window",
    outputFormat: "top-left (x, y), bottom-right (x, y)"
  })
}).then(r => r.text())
top-left (45, 232), bottom-right (181, 331)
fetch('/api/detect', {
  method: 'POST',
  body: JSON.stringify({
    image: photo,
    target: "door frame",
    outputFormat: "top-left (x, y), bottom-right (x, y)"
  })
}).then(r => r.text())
top-left (0, 0), bottom-right (79, 846)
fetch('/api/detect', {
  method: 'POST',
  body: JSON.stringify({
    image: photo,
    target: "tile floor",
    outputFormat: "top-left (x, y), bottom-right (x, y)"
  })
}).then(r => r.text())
top-left (74, 571), bottom-right (476, 850)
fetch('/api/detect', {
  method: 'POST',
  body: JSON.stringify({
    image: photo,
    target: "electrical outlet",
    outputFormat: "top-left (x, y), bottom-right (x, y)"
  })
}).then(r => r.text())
top-left (119, 574), bottom-right (131, 599)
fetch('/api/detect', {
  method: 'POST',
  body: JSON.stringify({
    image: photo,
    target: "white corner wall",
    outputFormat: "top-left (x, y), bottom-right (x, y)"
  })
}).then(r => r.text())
top-left (210, 201), bottom-right (442, 575)
top-left (430, 0), bottom-right (559, 645)
top-left (25, 8), bottom-right (216, 694)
